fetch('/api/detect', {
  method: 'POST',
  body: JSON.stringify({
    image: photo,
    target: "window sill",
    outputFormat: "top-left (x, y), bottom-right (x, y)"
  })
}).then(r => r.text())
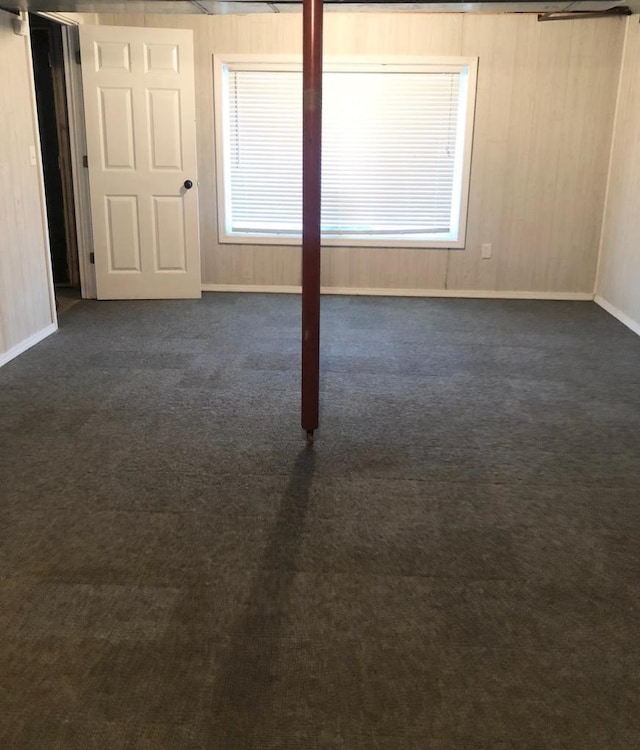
top-left (218, 232), bottom-right (465, 250)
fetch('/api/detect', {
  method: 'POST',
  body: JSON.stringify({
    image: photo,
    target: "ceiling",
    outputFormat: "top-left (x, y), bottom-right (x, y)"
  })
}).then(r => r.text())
top-left (1, 0), bottom-right (636, 21)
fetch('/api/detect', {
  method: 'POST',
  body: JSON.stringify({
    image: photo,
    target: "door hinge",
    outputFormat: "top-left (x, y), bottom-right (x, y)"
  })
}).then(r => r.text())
top-left (89, 252), bottom-right (95, 265)
top-left (75, 48), bottom-right (81, 65)
top-left (82, 155), bottom-right (88, 168)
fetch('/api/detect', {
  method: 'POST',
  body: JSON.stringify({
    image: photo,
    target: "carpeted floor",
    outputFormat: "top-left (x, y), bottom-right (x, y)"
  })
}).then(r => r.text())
top-left (1, 293), bottom-right (640, 749)
top-left (55, 288), bottom-right (82, 316)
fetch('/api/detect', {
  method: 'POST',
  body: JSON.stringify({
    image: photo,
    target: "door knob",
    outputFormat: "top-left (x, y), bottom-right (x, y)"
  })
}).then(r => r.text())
top-left (183, 180), bottom-right (193, 190)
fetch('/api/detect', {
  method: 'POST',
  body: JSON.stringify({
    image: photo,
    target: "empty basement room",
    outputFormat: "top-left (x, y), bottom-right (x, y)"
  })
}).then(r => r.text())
top-left (1, 2), bottom-right (640, 748)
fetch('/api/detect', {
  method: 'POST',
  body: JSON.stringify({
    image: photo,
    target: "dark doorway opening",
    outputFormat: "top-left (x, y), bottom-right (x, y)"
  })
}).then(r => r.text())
top-left (29, 14), bottom-right (79, 292)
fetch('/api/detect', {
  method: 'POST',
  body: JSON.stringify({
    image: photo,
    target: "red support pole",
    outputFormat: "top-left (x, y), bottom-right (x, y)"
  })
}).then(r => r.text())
top-left (301, 0), bottom-right (323, 443)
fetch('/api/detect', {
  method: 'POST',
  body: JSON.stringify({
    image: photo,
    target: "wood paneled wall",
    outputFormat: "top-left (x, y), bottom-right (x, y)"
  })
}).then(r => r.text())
top-left (0, 11), bottom-right (55, 362)
top-left (597, 17), bottom-right (640, 332)
top-left (97, 12), bottom-right (625, 295)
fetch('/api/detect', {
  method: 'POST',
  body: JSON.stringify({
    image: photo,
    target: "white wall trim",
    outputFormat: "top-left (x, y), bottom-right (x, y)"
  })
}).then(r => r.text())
top-left (35, 12), bottom-right (80, 26)
top-left (595, 295), bottom-right (640, 337)
top-left (0, 323), bottom-right (57, 368)
top-left (202, 284), bottom-right (594, 301)
top-left (25, 18), bottom-right (57, 328)
top-left (203, 284), bottom-right (301, 294)
top-left (62, 25), bottom-right (96, 299)
top-left (594, 15), bottom-right (629, 296)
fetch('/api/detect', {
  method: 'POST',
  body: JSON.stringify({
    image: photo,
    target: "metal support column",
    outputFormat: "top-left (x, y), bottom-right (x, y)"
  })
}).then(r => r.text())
top-left (301, 0), bottom-right (323, 445)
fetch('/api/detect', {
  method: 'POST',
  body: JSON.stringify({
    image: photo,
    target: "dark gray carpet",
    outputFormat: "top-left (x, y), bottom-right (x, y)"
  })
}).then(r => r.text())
top-left (1, 293), bottom-right (640, 749)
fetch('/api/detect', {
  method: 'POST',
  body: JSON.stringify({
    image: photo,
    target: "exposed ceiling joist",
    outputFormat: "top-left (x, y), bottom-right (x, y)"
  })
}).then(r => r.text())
top-left (2, 0), bottom-right (636, 20)
top-left (538, 3), bottom-right (630, 18)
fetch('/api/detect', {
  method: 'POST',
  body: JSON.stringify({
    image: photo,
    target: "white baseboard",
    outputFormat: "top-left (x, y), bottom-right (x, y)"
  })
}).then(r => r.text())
top-left (595, 295), bottom-right (640, 337)
top-left (319, 288), bottom-right (594, 300)
top-left (202, 283), bottom-right (593, 301)
top-left (202, 284), bottom-right (301, 295)
top-left (0, 322), bottom-right (57, 368)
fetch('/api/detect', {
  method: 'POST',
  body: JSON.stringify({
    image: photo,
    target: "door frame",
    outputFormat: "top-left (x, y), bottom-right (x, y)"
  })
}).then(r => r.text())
top-left (36, 12), bottom-right (96, 299)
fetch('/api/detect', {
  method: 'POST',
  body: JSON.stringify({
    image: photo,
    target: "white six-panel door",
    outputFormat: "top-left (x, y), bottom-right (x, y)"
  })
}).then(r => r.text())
top-left (80, 26), bottom-right (200, 299)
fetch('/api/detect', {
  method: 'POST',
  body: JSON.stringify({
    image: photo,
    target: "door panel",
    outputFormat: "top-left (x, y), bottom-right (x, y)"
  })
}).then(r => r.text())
top-left (99, 88), bottom-right (135, 168)
top-left (152, 196), bottom-right (187, 271)
top-left (80, 25), bottom-right (200, 299)
top-left (106, 196), bottom-right (140, 271)
top-left (147, 89), bottom-right (182, 170)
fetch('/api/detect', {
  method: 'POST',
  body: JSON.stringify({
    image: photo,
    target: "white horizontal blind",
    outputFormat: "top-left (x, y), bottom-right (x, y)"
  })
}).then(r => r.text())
top-left (228, 71), bottom-right (302, 233)
top-left (225, 66), bottom-right (462, 238)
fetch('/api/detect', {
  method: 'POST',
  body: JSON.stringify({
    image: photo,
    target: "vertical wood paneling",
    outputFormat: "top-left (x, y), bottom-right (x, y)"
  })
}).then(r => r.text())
top-left (96, 12), bottom-right (625, 295)
top-left (0, 11), bottom-right (55, 358)
top-left (207, 14), bottom-right (304, 287)
top-left (449, 14), bottom-right (520, 292)
top-left (597, 18), bottom-right (640, 328)
top-left (449, 15), bottom-right (623, 294)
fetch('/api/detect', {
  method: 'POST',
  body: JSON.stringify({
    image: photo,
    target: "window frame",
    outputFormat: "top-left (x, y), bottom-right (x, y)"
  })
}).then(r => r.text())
top-left (213, 54), bottom-right (478, 249)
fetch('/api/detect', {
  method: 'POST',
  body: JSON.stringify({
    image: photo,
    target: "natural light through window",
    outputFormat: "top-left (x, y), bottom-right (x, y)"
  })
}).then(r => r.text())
top-left (214, 56), bottom-right (478, 249)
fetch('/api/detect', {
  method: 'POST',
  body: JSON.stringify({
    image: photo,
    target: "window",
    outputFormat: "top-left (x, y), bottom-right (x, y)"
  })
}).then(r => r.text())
top-left (214, 55), bottom-right (478, 248)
